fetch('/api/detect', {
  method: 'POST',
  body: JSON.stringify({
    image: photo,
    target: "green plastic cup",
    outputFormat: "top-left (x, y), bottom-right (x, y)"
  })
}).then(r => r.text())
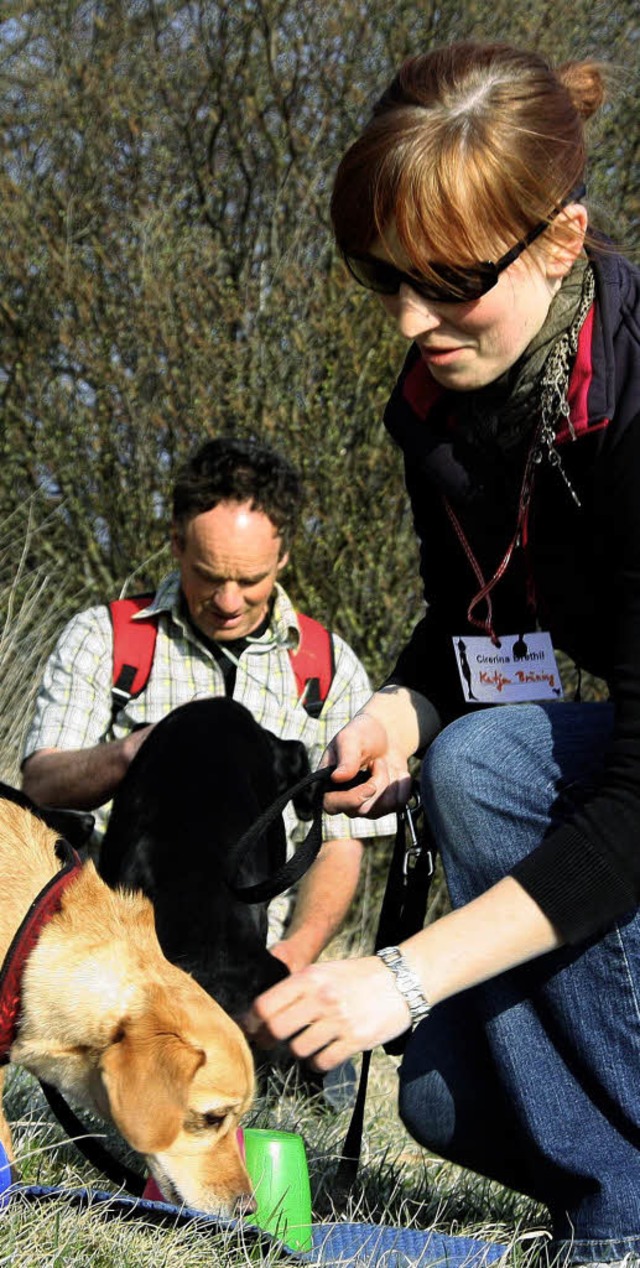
top-left (240, 1127), bottom-right (312, 1252)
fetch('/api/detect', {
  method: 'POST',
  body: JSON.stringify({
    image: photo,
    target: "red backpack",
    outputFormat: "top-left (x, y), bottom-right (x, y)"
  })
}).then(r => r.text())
top-left (109, 595), bottom-right (334, 720)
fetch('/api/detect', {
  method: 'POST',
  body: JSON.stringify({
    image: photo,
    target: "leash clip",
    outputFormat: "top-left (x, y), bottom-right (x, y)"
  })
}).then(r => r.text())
top-left (402, 791), bottom-right (433, 878)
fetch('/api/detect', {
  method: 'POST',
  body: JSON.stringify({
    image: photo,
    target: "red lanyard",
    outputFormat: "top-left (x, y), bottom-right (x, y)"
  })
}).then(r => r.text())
top-left (443, 434), bottom-right (539, 647)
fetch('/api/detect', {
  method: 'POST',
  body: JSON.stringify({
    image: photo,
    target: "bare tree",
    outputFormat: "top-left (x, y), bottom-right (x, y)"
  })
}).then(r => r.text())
top-left (0, 0), bottom-right (636, 692)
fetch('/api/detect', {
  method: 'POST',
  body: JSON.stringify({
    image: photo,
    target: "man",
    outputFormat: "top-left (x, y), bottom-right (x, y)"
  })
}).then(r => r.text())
top-left (22, 436), bottom-right (394, 981)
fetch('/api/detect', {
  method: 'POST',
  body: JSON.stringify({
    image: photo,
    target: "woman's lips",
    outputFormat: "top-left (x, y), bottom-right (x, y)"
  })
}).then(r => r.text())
top-left (419, 344), bottom-right (464, 363)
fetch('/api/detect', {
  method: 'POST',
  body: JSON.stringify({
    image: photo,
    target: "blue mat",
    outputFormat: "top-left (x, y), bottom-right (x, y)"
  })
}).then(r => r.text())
top-left (2, 1183), bottom-right (507, 1266)
top-left (311, 1221), bottom-right (506, 1265)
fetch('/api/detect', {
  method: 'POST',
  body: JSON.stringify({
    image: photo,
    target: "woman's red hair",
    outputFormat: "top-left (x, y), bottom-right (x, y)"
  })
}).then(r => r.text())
top-left (331, 42), bottom-right (606, 278)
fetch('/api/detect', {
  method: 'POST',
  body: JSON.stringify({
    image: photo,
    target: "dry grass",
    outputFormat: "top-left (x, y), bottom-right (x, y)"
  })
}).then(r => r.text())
top-left (0, 500), bottom-right (94, 785)
top-left (1, 1059), bottom-right (551, 1267)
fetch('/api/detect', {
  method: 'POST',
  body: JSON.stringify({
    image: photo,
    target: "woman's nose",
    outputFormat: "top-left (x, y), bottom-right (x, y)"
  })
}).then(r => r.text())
top-left (386, 283), bottom-right (441, 339)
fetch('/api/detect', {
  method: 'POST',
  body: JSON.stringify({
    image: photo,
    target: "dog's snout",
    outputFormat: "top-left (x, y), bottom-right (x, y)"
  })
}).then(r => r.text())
top-left (234, 1189), bottom-right (258, 1216)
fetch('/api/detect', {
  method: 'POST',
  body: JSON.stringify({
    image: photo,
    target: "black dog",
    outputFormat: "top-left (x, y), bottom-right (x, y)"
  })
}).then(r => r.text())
top-left (99, 697), bottom-right (313, 1017)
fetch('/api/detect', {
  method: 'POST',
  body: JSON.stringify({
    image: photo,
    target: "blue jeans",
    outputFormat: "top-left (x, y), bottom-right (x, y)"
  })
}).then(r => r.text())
top-left (398, 703), bottom-right (640, 1265)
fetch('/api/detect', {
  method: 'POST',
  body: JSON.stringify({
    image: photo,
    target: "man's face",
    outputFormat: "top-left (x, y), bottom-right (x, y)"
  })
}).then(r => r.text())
top-left (171, 500), bottom-right (288, 642)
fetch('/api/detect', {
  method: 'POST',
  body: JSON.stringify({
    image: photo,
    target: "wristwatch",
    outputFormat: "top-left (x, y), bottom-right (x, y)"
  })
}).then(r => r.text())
top-left (376, 945), bottom-right (431, 1027)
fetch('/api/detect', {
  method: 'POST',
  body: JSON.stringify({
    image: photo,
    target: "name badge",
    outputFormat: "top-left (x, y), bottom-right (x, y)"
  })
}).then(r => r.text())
top-left (452, 632), bottom-right (563, 704)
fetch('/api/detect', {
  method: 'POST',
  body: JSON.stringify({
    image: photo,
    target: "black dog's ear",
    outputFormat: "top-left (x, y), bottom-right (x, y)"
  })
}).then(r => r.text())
top-left (264, 735), bottom-right (320, 821)
top-left (0, 781), bottom-right (38, 815)
top-left (0, 781), bottom-right (95, 849)
top-left (41, 806), bottom-right (96, 849)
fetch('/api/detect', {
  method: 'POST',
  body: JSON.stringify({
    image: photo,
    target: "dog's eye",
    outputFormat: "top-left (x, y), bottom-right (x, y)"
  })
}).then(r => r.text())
top-left (202, 1112), bottom-right (225, 1130)
top-left (184, 1109), bottom-right (227, 1134)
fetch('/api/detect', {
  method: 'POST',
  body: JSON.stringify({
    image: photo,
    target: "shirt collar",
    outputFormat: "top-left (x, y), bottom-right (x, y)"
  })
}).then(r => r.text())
top-left (131, 573), bottom-right (301, 650)
top-left (131, 571), bottom-right (181, 621)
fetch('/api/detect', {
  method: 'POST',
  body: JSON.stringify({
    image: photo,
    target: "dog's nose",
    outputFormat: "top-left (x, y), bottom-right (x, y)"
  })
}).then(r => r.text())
top-left (234, 1190), bottom-right (258, 1217)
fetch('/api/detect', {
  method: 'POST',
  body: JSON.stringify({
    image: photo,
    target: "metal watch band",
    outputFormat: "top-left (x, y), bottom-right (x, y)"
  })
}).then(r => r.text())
top-left (376, 945), bottom-right (431, 1027)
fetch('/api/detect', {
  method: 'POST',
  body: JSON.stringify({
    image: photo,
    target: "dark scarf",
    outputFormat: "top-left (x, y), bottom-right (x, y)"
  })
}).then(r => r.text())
top-left (455, 256), bottom-right (595, 453)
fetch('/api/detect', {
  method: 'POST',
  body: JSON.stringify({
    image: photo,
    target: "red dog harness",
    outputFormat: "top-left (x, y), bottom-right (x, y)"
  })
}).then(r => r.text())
top-left (0, 841), bottom-right (82, 1062)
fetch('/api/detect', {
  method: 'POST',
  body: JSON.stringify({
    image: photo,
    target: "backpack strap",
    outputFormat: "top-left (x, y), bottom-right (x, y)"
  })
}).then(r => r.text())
top-left (290, 613), bottom-right (335, 718)
top-left (109, 598), bottom-right (334, 721)
top-left (109, 595), bottom-right (158, 720)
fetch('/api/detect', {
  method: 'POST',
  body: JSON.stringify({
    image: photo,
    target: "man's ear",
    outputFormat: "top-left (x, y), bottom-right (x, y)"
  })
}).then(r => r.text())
top-left (276, 549), bottom-right (290, 574)
top-left (544, 203), bottom-right (589, 280)
top-left (170, 525), bottom-right (183, 561)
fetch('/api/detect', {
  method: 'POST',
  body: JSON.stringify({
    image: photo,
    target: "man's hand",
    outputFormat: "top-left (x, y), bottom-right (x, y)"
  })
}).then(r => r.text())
top-left (22, 724), bottom-right (155, 811)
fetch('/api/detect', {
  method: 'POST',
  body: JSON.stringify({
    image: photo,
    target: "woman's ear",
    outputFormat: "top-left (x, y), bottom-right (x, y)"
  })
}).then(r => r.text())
top-left (544, 203), bottom-right (589, 279)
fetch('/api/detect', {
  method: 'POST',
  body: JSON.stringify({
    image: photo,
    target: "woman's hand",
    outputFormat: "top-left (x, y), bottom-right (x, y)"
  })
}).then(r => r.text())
top-left (321, 686), bottom-right (440, 817)
top-left (244, 956), bottom-right (412, 1070)
top-left (323, 711), bottom-right (412, 816)
top-left (244, 878), bottom-right (564, 1071)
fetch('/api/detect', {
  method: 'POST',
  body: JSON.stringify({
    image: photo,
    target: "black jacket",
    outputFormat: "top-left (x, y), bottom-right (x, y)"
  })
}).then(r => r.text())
top-left (384, 249), bottom-right (640, 943)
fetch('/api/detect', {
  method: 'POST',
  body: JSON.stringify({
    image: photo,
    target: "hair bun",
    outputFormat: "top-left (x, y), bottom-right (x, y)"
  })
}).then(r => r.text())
top-left (557, 61), bottom-right (607, 121)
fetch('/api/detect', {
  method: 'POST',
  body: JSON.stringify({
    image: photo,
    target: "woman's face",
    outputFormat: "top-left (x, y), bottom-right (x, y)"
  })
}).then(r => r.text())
top-left (372, 227), bottom-right (562, 391)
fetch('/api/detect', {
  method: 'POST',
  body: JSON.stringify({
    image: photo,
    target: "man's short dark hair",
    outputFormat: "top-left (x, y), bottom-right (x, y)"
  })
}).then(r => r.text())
top-left (172, 436), bottom-right (303, 551)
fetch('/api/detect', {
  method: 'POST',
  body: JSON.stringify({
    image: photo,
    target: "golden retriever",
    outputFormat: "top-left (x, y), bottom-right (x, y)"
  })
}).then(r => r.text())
top-left (0, 795), bottom-right (255, 1215)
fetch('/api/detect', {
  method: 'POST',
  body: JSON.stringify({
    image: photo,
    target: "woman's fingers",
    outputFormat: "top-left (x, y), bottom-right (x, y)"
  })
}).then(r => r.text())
top-left (321, 713), bottom-right (413, 816)
top-left (246, 958), bottom-right (412, 1068)
top-left (325, 760), bottom-right (412, 816)
top-left (324, 766), bottom-right (383, 815)
top-left (247, 964), bottom-right (337, 1041)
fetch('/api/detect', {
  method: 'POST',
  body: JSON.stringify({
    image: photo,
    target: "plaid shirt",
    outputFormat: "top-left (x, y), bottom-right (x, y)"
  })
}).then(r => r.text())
top-left (24, 574), bottom-right (395, 939)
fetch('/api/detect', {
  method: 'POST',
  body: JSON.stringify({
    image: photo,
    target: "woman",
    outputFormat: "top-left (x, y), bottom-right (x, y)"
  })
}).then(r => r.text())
top-left (248, 43), bottom-right (640, 1266)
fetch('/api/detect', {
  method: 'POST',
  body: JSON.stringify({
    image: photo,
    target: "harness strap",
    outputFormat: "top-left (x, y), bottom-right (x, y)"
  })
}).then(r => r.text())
top-left (291, 614), bottom-right (335, 718)
top-left (0, 840), bottom-right (82, 1063)
top-left (110, 595), bottom-right (157, 718)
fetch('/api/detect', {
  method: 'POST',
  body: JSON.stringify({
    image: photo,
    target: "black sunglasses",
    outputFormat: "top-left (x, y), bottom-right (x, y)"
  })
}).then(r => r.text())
top-left (343, 186), bottom-right (586, 305)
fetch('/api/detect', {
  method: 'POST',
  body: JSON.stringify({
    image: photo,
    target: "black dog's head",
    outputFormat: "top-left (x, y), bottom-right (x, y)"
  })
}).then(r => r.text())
top-left (264, 733), bottom-right (321, 822)
top-left (99, 698), bottom-right (314, 1016)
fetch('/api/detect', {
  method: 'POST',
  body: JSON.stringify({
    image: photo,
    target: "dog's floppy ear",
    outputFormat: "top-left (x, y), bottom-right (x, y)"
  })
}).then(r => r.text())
top-left (99, 1005), bottom-right (205, 1153)
top-left (264, 734), bottom-right (319, 821)
top-left (40, 805), bottom-right (96, 848)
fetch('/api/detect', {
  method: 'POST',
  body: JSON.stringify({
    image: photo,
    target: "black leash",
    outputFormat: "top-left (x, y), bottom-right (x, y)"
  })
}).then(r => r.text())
top-left (230, 767), bottom-right (438, 1197)
top-left (334, 789), bottom-right (436, 1196)
top-left (226, 764), bottom-right (369, 903)
top-left (39, 1081), bottom-right (146, 1196)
